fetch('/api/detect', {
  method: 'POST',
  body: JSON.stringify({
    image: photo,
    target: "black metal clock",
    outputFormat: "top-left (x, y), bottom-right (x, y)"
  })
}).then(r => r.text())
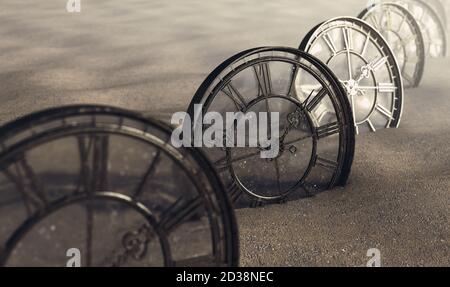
top-left (0, 105), bottom-right (238, 267)
top-left (187, 47), bottom-right (355, 207)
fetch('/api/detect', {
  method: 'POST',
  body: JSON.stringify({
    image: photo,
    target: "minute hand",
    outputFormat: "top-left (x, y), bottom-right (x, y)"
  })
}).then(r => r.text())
top-left (355, 56), bottom-right (388, 83)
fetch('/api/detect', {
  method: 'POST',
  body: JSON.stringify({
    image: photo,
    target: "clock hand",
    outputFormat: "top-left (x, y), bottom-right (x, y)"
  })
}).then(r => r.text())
top-left (279, 109), bottom-right (301, 144)
top-left (355, 56), bottom-right (388, 83)
top-left (264, 108), bottom-right (302, 160)
top-left (258, 108), bottom-right (300, 158)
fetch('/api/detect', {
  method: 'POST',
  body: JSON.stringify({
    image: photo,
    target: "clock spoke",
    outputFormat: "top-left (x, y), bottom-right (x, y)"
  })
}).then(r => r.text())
top-left (342, 27), bottom-right (354, 80)
top-left (323, 33), bottom-right (338, 56)
top-left (222, 82), bottom-right (248, 112)
top-left (376, 104), bottom-right (394, 120)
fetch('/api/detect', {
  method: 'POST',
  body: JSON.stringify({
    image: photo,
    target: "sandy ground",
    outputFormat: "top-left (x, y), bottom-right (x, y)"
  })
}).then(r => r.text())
top-left (0, 0), bottom-right (448, 266)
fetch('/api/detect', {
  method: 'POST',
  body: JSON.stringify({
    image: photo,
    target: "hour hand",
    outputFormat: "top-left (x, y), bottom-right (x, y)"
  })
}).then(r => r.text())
top-left (356, 56), bottom-right (388, 82)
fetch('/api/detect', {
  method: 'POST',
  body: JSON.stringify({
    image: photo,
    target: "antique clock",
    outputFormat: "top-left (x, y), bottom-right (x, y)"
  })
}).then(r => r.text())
top-left (0, 105), bottom-right (238, 267)
top-left (300, 17), bottom-right (404, 134)
top-left (187, 47), bottom-right (355, 206)
top-left (358, 2), bottom-right (426, 88)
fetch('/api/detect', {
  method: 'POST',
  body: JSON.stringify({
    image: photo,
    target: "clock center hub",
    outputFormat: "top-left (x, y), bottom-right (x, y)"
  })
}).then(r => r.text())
top-left (345, 79), bottom-right (359, 97)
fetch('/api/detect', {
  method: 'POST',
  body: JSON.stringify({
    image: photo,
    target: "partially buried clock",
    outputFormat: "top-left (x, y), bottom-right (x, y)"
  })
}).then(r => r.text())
top-left (300, 17), bottom-right (404, 134)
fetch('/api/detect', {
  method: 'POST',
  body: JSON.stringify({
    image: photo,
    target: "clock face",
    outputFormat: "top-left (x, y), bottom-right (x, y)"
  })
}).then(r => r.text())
top-left (188, 47), bottom-right (355, 207)
top-left (399, 0), bottom-right (447, 58)
top-left (407, 0), bottom-right (447, 28)
top-left (0, 106), bottom-right (238, 267)
top-left (358, 3), bottom-right (426, 88)
top-left (299, 17), bottom-right (404, 134)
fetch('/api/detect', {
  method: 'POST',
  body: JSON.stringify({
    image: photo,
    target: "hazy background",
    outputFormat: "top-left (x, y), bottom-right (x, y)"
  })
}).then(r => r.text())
top-left (0, 0), bottom-right (367, 122)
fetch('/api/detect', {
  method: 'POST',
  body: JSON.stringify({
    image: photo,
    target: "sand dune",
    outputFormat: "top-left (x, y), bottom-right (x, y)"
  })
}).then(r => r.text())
top-left (0, 0), bottom-right (448, 266)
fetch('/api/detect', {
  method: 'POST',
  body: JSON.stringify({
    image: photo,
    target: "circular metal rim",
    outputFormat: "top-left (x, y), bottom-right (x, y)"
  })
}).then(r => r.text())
top-left (228, 94), bottom-right (317, 201)
top-left (0, 191), bottom-right (173, 266)
top-left (0, 105), bottom-right (239, 267)
top-left (408, 0), bottom-right (448, 28)
top-left (357, 2), bottom-right (426, 88)
top-left (299, 16), bottom-right (404, 130)
top-left (188, 47), bottom-right (356, 203)
top-left (401, 0), bottom-right (448, 58)
top-left (210, 56), bottom-right (340, 200)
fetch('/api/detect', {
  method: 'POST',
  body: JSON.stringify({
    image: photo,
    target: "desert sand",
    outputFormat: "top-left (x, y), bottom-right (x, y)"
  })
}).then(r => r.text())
top-left (0, 0), bottom-right (448, 266)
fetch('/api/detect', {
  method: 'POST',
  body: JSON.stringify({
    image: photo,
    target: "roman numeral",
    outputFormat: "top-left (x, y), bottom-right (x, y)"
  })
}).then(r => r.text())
top-left (402, 34), bottom-right (416, 45)
top-left (323, 33), bottom-right (338, 55)
top-left (133, 150), bottom-right (162, 199)
top-left (343, 27), bottom-right (354, 79)
top-left (367, 119), bottom-right (376, 132)
top-left (253, 62), bottom-right (272, 97)
top-left (404, 56), bottom-right (420, 64)
top-left (376, 104), bottom-right (394, 120)
top-left (316, 121), bottom-right (340, 139)
top-left (76, 135), bottom-right (109, 267)
top-left (304, 88), bottom-right (328, 112)
top-left (314, 156), bottom-right (338, 172)
top-left (76, 135), bottom-right (110, 194)
top-left (222, 83), bottom-right (247, 111)
top-left (372, 56), bottom-right (388, 70)
top-left (228, 182), bottom-right (243, 203)
top-left (361, 32), bottom-right (371, 56)
top-left (2, 156), bottom-right (48, 215)
top-left (378, 83), bottom-right (396, 93)
top-left (343, 28), bottom-right (353, 51)
top-left (158, 196), bottom-right (204, 233)
top-left (288, 65), bottom-right (300, 97)
top-left (370, 15), bottom-right (381, 30)
top-left (402, 74), bottom-right (414, 85)
top-left (397, 15), bottom-right (407, 32)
